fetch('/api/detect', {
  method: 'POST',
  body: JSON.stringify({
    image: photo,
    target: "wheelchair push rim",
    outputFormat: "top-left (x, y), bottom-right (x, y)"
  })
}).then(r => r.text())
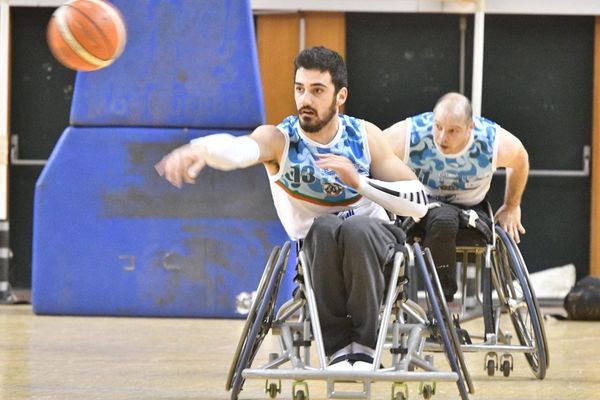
top-left (225, 245), bottom-right (281, 391)
top-left (228, 241), bottom-right (291, 399)
top-left (413, 242), bottom-right (471, 400)
top-left (493, 227), bottom-right (548, 379)
top-left (507, 231), bottom-right (550, 368)
top-left (423, 247), bottom-right (475, 395)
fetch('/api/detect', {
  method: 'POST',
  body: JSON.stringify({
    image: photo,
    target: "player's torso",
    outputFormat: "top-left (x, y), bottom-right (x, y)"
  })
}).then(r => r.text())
top-left (405, 112), bottom-right (498, 206)
top-left (275, 114), bottom-right (371, 205)
top-left (269, 114), bottom-right (388, 239)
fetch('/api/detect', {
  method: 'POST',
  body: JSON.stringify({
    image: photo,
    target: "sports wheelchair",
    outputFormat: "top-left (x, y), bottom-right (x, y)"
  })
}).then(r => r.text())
top-left (403, 203), bottom-right (549, 380)
top-left (226, 233), bottom-right (475, 400)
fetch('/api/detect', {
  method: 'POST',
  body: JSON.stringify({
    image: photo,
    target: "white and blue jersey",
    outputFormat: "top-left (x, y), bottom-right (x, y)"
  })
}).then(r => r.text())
top-left (403, 112), bottom-right (499, 206)
top-left (269, 114), bottom-right (389, 240)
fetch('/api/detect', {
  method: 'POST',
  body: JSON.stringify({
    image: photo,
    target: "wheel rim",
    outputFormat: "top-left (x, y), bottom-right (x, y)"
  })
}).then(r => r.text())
top-left (226, 246), bottom-right (281, 390)
top-left (229, 242), bottom-right (292, 398)
top-left (493, 227), bottom-right (547, 379)
top-left (414, 243), bottom-right (470, 400)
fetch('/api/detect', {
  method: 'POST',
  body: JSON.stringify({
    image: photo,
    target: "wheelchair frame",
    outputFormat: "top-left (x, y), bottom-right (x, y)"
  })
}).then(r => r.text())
top-left (409, 208), bottom-right (549, 380)
top-left (227, 241), bottom-right (474, 400)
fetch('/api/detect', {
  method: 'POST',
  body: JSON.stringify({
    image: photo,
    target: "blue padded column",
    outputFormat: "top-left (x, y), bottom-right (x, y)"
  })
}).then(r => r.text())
top-left (32, 127), bottom-right (291, 317)
top-left (31, 0), bottom-right (292, 317)
top-left (70, 0), bottom-right (265, 128)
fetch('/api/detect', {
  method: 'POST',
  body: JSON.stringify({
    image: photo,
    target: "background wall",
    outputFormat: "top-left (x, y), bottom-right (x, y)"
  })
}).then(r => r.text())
top-left (10, 7), bottom-right (73, 288)
top-left (6, 6), bottom-right (599, 290)
top-left (344, 13), bottom-right (594, 278)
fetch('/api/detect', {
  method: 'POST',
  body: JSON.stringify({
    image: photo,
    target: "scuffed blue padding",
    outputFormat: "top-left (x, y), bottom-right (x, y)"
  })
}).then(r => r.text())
top-left (69, 0), bottom-right (265, 129)
top-left (32, 127), bottom-right (292, 317)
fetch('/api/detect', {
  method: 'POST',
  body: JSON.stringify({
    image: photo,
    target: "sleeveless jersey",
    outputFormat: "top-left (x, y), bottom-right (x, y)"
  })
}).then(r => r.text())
top-left (269, 114), bottom-right (389, 240)
top-left (404, 112), bottom-right (498, 206)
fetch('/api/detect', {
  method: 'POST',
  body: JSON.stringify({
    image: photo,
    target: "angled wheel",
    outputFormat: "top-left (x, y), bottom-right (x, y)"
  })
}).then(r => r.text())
top-left (226, 245), bottom-right (281, 391)
top-left (508, 230), bottom-right (550, 369)
top-left (227, 241), bottom-right (292, 400)
top-left (493, 227), bottom-right (548, 379)
top-left (422, 246), bottom-right (474, 396)
top-left (413, 243), bottom-right (471, 400)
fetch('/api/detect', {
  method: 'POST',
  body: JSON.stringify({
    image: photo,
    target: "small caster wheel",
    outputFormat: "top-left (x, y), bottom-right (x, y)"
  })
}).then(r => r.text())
top-left (292, 380), bottom-right (308, 400)
top-left (395, 392), bottom-right (406, 400)
top-left (294, 390), bottom-right (306, 400)
top-left (392, 382), bottom-right (409, 400)
top-left (502, 360), bottom-right (511, 377)
top-left (422, 384), bottom-right (434, 399)
top-left (486, 359), bottom-right (495, 377)
top-left (500, 353), bottom-right (514, 378)
top-left (266, 382), bottom-right (280, 398)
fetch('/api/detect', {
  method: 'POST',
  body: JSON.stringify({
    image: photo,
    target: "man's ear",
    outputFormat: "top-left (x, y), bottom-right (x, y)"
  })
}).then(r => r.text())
top-left (336, 87), bottom-right (348, 106)
top-left (467, 120), bottom-right (475, 132)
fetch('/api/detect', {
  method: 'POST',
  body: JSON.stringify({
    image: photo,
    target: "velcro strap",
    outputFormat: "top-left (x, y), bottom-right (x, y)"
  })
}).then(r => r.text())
top-left (463, 209), bottom-right (479, 228)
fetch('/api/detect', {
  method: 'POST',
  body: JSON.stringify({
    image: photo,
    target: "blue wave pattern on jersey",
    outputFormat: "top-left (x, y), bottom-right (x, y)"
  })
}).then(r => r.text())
top-left (408, 112), bottom-right (496, 193)
top-left (276, 114), bottom-right (370, 205)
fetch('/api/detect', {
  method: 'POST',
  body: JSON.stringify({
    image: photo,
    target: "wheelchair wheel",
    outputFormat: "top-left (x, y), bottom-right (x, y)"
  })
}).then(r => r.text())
top-left (413, 243), bottom-right (470, 400)
top-left (493, 227), bottom-right (548, 379)
top-left (228, 241), bottom-right (292, 400)
top-left (508, 231), bottom-right (550, 369)
top-left (226, 245), bottom-right (282, 391)
top-left (423, 247), bottom-right (475, 395)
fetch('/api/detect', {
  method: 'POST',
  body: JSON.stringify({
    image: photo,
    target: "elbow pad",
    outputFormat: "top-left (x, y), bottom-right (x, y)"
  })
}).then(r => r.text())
top-left (356, 175), bottom-right (428, 219)
top-left (190, 133), bottom-right (260, 171)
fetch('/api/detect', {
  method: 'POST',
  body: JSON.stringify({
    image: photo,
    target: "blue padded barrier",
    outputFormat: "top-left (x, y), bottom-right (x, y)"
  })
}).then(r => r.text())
top-left (70, 0), bottom-right (265, 129)
top-left (32, 127), bottom-right (292, 317)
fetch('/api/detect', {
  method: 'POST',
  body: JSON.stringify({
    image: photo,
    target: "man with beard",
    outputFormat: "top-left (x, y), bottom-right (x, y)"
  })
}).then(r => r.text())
top-left (155, 46), bottom-right (428, 371)
top-left (384, 92), bottom-right (529, 302)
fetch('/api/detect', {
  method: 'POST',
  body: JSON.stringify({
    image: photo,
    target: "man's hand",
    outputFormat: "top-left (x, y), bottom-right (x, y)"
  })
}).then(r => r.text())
top-left (315, 153), bottom-right (360, 188)
top-left (154, 144), bottom-right (207, 188)
top-left (494, 204), bottom-right (526, 243)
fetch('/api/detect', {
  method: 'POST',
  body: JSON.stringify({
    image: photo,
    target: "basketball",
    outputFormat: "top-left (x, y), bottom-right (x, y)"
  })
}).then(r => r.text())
top-left (47, 0), bottom-right (127, 71)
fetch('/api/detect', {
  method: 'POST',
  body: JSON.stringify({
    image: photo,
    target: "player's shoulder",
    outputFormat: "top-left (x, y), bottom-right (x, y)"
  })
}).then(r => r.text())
top-left (252, 124), bottom-right (286, 143)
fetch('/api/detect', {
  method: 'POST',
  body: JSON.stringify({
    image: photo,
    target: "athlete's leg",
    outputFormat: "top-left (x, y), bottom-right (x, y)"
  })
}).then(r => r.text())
top-left (419, 203), bottom-right (461, 301)
top-left (303, 214), bottom-right (352, 357)
top-left (338, 216), bottom-right (397, 351)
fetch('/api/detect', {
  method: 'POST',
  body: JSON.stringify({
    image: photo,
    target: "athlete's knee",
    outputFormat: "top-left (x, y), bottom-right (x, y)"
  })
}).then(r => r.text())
top-left (309, 214), bottom-right (342, 238)
top-left (425, 212), bottom-right (460, 238)
top-left (338, 216), bottom-right (379, 244)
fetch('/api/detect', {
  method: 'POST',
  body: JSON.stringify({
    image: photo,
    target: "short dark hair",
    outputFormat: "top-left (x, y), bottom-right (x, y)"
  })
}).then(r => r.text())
top-left (294, 46), bottom-right (348, 93)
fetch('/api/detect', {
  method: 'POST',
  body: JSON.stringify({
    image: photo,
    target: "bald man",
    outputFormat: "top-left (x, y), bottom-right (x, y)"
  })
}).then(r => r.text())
top-left (384, 92), bottom-right (529, 301)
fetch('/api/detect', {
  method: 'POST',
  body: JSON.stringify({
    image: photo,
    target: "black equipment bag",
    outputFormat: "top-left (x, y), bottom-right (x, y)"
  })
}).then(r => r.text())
top-left (564, 276), bottom-right (600, 321)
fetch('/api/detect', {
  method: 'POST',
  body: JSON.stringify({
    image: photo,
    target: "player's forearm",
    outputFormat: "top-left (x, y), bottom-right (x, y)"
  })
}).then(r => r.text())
top-left (503, 149), bottom-right (529, 208)
top-left (190, 133), bottom-right (260, 171)
top-left (356, 175), bottom-right (428, 218)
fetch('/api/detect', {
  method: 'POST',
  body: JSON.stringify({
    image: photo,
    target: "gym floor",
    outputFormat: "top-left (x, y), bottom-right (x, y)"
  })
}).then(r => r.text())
top-left (0, 302), bottom-right (598, 400)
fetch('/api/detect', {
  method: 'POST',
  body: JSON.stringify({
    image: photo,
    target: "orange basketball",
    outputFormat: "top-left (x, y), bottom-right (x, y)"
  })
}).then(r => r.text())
top-left (47, 0), bottom-right (126, 71)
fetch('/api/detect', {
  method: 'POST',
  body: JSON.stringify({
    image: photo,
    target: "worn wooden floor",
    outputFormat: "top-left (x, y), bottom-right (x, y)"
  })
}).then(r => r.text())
top-left (0, 304), bottom-right (598, 400)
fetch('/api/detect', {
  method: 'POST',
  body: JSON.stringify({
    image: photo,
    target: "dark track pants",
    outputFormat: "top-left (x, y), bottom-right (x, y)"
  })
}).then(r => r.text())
top-left (418, 201), bottom-right (491, 299)
top-left (302, 214), bottom-right (399, 356)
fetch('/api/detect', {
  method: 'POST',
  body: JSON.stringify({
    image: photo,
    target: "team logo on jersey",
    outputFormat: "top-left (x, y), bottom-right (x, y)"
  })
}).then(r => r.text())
top-left (322, 181), bottom-right (344, 197)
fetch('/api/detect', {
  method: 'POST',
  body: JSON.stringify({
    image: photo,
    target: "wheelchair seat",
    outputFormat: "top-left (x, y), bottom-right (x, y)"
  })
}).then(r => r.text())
top-left (407, 224), bottom-right (490, 248)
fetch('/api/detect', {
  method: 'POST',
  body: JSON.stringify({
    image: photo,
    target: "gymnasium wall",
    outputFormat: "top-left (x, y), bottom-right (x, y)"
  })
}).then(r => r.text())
top-left (8, 8), bottom-right (597, 295)
top-left (344, 13), bottom-right (594, 279)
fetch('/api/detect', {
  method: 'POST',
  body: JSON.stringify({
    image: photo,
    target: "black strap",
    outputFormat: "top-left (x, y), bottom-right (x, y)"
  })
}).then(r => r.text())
top-left (350, 353), bottom-right (374, 364)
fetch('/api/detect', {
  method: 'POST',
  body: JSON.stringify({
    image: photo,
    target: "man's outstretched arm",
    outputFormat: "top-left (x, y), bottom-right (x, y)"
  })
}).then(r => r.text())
top-left (155, 125), bottom-right (283, 188)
